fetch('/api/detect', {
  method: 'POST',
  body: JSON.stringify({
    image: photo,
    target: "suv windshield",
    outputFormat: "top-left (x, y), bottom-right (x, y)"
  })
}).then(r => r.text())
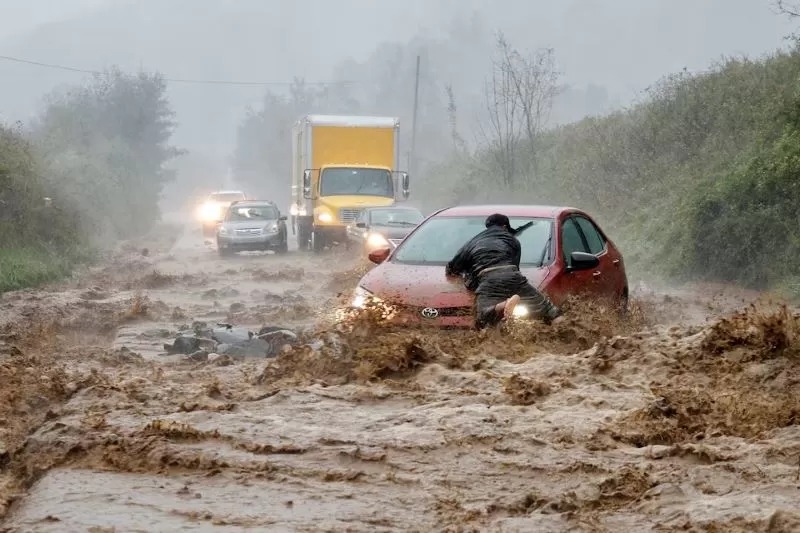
top-left (227, 205), bottom-right (278, 221)
top-left (320, 168), bottom-right (393, 197)
top-left (393, 216), bottom-right (553, 265)
top-left (211, 192), bottom-right (246, 203)
top-left (370, 208), bottom-right (423, 227)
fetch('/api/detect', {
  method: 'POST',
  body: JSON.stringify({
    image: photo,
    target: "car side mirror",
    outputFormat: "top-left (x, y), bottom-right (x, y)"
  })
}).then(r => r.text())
top-left (355, 222), bottom-right (366, 228)
top-left (368, 247), bottom-right (391, 265)
top-left (401, 172), bottom-right (410, 199)
top-left (278, 215), bottom-right (287, 221)
top-left (568, 251), bottom-right (600, 271)
top-left (302, 169), bottom-right (312, 199)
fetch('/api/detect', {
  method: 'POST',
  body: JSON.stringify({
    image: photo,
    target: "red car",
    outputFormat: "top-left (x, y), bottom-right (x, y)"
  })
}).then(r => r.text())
top-left (350, 205), bottom-right (629, 328)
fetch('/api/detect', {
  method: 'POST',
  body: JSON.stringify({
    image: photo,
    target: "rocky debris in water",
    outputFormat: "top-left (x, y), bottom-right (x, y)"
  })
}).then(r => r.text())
top-left (163, 335), bottom-right (216, 355)
top-left (201, 287), bottom-right (240, 300)
top-left (217, 338), bottom-right (272, 357)
top-left (164, 324), bottom-right (299, 358)
top-left (80, 287), bottom-right (109, 300)
top-left (138, 328), bottom-right (173, 339)
top-left (258, 327), bottom-right (300, 356)
top-left (0, 341), bottom-right (23, 359)
top-left (188, 350), bottom-right (209, 362)
top-left (212, 324), bottom-right (253, 345)
top-left (264, 290), bottom-right (305, 305)
top-left (229, 302), bottom-right (246, 313)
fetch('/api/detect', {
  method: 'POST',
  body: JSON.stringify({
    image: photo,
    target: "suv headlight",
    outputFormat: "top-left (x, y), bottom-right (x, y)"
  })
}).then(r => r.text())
top-left (218, 226), bottom-right (228, 235)
top-left (267, 223), bottom-right (279, 234)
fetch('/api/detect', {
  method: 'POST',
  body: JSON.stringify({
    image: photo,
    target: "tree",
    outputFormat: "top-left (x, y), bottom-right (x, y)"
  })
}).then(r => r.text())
top-left (776, 0), bottom-right (800, 17)
top-left (478, 32), bottom-right (560, 186)
top-left (33, 68), bottom-right (181, 240)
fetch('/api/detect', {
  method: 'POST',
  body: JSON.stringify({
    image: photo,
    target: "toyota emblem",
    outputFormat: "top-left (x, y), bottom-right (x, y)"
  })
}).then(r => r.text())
top-left (421, 307), bottom-right (439, 319)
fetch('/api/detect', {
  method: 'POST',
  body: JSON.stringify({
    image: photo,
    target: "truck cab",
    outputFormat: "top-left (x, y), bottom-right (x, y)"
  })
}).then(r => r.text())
top-left (290, 115), bottom-right (410, 252)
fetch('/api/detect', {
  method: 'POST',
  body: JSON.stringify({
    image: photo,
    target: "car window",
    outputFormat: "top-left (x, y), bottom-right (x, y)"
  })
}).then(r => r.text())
top-left (393, 216), bottom-right (553, 265)
top-left (369, 208), bottom-right (424, 227)
top-left (227, 205), bottom-right (278, 221)
top-left (561, 218), bottom-right (588, 265)
top-left (574, 216), bottom-right (606, 255)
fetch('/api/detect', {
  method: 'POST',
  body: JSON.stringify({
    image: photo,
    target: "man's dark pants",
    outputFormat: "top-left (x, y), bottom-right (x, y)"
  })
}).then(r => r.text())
top-left (473, 269), bottom-right (560, 329)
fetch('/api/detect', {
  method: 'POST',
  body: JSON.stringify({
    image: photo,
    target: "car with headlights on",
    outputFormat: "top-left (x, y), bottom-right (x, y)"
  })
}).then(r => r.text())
top-left (198, 190), bottom-right (248, 237)
top-left (345, 206), bottom-right (425, 253)
top-left (216, 201), bottom-right (288, 256)
top-left (350, 204), bottom-right (628, 328)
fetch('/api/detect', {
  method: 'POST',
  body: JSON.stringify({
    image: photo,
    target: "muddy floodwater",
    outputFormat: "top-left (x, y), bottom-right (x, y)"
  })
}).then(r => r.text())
top-left (1, 222), bottom-right (799, 532)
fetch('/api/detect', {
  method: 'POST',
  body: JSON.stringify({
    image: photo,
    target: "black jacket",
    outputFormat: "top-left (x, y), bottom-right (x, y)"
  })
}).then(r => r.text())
top-left (446, 226), bottom-right (521, 291)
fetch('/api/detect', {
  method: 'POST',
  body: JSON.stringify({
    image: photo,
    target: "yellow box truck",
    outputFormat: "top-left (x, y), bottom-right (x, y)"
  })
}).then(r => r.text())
top-left (290, 114), bottom-right (410, 252)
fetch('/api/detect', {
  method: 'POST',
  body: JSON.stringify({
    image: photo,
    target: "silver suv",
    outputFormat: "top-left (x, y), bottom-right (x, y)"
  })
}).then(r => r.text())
top-left (216, 201), bottom-right (289, 256)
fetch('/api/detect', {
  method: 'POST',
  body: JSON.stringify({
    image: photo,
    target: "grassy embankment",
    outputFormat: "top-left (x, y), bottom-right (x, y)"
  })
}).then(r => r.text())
top-left (427, 45), bottom-right (800, 297)
top-left (0, 70), bottom-right (179, 293)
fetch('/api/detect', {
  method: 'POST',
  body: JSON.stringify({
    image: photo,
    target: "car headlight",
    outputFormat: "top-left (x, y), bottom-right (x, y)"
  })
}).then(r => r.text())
top-left (351, 286), bottom-right (374, 309)
top-left (512, 304), bottom-right (529, 318)
top-left (366, 232), bottom-right (390, 248)
top-left (218, 226), bottom-right (228, 235)
top-left (318, 211), bottom-right (333, 223)
top-left (267, 223), bottom-right (279, 234)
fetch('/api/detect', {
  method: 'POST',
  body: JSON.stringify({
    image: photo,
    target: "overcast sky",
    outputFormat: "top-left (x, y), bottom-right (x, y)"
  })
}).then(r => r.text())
top-left (0, 0), bottom-right (796, 152)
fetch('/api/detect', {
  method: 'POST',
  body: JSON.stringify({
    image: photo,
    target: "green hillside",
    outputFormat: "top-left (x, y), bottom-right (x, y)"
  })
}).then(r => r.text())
top-left (428, 45), bottom-right (800, 296)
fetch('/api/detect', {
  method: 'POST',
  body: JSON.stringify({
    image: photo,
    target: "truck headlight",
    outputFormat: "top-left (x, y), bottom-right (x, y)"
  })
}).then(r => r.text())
top-left (318, 212), bottom-right (333, 223)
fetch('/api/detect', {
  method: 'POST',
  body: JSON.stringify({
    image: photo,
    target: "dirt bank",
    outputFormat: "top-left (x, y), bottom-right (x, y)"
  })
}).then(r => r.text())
top-left (1, 223), bottom-right (798, 532)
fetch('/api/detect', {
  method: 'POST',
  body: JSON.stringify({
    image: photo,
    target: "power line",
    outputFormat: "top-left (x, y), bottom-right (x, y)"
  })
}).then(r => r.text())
top-left (0, 54), bottom-right (357, 86)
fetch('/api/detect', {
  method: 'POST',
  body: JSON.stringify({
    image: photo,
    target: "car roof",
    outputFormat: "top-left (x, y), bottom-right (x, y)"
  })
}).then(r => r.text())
top-left (434, 204), bottom-right (581, 218)
top-left (229, 200), bottom-right (276, 207)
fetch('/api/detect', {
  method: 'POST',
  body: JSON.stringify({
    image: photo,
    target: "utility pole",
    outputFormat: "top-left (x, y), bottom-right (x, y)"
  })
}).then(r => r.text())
top-left (410, 54), bottom-right (421, 176)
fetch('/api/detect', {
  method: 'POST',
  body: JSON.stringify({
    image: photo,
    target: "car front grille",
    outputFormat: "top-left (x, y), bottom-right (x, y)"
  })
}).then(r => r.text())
top-left (339, 208), bottom-right (362, 223)
top-left (234, 228), bottom-right (262, 235)
top-left (395, 304), bottom-right (472, 319)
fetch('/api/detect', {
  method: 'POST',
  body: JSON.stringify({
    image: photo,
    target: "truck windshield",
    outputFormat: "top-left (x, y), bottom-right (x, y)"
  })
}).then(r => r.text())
top-left (320, 168), bottom-right (393, 197)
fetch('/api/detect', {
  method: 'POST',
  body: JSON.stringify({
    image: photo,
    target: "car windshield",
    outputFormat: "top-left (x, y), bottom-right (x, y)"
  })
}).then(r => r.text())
top-left (369, 208), bottom-right (424, 227)
top-left (227, 205), bottom-right (278, 221)
top-left (392, 216), bottom-right (553, 265)
top-left (320, 168), bottom-right (393, 197)
top-left (211, 192), bottom-right (245, 203)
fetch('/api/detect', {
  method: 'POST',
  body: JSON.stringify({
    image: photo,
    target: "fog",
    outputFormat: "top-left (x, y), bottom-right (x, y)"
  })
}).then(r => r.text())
top-left (0, 0), bottom-right (795, 203)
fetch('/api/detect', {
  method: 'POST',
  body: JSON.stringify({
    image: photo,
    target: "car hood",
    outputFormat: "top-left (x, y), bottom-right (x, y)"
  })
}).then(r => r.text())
top-left (359, 261), bottom-right (549, 308)
top-left (222, 219), bottom-right (278, 229)
top-left (368, 225), bottom-right (417, 240)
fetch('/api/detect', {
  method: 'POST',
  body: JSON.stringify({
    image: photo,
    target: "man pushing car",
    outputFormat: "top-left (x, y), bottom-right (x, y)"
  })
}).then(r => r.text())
top-left (445, 213), bottom-right (562, 329)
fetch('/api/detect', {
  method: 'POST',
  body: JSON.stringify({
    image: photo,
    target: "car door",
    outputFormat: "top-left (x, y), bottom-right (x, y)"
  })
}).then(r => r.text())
top-left (556, 216), bottom-right (602, 300)
top-left (573, 215), bottom-right (624, 301)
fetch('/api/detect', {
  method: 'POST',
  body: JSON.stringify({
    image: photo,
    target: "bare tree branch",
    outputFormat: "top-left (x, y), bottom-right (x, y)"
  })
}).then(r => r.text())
top-left (776, 0), bottom-right (800, 17)
top-left (478, 31), bottom-right (560, 186)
